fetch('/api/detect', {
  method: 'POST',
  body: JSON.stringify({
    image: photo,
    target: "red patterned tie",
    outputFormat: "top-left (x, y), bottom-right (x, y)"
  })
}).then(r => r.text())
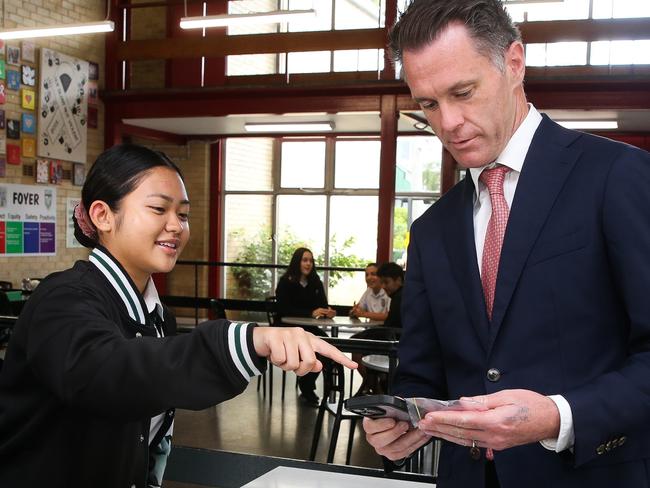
top-left (480, 166), bottom-right (511, 320)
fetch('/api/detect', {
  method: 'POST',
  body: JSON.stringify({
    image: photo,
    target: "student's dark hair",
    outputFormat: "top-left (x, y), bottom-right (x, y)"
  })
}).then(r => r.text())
top-left (73, 143), bottom-right (184, 248)
top-left (389, 0), bottom-right (521, 72)
top-left (282, 247), bottom-right (320, 283)
top-left (366, 263), bottom-right (378, 269)
top-left (377, 262), bottom-right (405, 281)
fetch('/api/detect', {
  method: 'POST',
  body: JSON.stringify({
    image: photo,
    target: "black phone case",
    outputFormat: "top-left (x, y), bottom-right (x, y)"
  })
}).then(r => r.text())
top-left (345, 394), bottom-right (411, 422)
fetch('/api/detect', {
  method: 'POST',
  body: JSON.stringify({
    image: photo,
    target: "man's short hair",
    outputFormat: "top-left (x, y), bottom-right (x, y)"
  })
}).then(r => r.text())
top-left (389, 0), bottom-right (521, 72)
top-left (377, 262), bottom-right (405, 281)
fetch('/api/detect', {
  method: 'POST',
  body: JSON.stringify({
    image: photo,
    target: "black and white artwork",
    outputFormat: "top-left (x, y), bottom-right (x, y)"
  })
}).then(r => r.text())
top-left (37, 48), bottom-right (88, 163)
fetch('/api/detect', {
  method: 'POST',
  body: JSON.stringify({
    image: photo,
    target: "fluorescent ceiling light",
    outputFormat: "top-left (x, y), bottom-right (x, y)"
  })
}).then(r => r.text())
top-left (557, 120), bottom-right (618, 130)
top-left (0, 20), bottom-right (115, 40)
top-left (244, 122), bottom-right (334, 133)
top-left (503, 0), bottom-right (564, 4)
top-left (180, 9), bottom-right (316, 29)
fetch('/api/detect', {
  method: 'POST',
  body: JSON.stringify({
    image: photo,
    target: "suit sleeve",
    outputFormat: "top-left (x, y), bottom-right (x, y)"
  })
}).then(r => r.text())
top-left (392, 218), bottom-right (449, 399)
top-left (563, 146), bottom-right (650, 466)
top-left (25, 285), bottom-right (266, 421)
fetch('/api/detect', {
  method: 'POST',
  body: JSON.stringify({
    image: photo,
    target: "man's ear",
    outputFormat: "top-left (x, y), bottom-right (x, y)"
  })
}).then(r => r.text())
top-left (506, 40), bottom-right (526, 84)
top-left (88, 200), bottom-right (114, 234)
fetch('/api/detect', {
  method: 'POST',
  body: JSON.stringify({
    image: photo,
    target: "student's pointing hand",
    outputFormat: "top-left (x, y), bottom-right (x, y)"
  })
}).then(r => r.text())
top-left (252, 327), bottom-right (357, 375)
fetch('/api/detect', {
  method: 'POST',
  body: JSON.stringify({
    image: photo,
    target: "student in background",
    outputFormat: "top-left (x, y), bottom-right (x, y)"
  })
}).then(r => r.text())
top-left (275, 247), bottom-right (334, 406)
top-left (349, 263), bottom-right (390, 322)
top-left (376, 262), bottom-right (404, 329)
top-left (0, 144), bottom-right (356, 488)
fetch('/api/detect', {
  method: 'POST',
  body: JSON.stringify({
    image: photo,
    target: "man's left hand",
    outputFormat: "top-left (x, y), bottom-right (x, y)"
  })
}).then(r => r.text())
top-left (418, 389), bottom-right (560, 452)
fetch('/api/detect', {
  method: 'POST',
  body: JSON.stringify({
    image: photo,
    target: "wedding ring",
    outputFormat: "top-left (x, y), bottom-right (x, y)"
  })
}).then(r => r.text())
top-left (471, 440), bottom-right (477, 449)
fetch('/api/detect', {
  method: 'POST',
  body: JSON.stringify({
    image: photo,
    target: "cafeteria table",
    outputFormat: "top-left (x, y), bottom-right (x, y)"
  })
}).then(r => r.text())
top-left (164, 447), bottom-right (435, 487)
top-left (281, 316), bottom-right (384, 337)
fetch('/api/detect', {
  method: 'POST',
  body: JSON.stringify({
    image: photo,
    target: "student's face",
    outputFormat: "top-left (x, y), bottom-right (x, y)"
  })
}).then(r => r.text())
top-left (106, 167), bottom-right (190, 288)
top-left (365, 266), bottom-right (380, 290)
top-left (300, 251), bottom-right (314, 278)
top-left (402, 23), bottom-right (526, 169)
top-left (381, 277), bottom-right (402, 296)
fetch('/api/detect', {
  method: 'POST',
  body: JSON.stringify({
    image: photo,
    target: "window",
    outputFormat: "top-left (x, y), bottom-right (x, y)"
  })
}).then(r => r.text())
top-left (526, 42), bottom-right (588, 67)
top-left (392, 135), bottom-right (443, 263)
top-left (223, 136), bottom-right (381, 304)
top-left (226, 0), bottom-right (386, 76)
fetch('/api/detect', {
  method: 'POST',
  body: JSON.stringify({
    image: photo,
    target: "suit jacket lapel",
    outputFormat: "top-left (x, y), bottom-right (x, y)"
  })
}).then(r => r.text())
top-left (488, 116), bottom-right (582, 350)
top-left (443, 171), bottom-right (490, 350)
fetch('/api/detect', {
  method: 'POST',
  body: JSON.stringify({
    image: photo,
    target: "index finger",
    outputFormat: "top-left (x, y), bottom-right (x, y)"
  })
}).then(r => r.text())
top-left (311, 338), bottom-right (358, 369)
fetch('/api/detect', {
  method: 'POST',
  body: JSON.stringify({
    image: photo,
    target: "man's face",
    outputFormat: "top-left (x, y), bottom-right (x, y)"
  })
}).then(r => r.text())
top-left (402, 22), bottom-right (526, 168)
top-left (381, 276), bottom-right (402, 296)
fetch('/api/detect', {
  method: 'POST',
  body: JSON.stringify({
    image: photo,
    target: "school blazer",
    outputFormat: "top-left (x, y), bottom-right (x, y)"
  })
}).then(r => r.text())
top-left (394, 116), bottom-right (650, 488)
top-left (0, 260), bottom-right (263, 488)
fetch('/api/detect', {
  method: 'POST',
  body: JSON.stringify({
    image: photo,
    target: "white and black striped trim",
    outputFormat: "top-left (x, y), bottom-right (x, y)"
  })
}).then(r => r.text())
top-left (227, 322), bottom-right (262, 381)
top-left (89, 248), bottom-right (147, 325)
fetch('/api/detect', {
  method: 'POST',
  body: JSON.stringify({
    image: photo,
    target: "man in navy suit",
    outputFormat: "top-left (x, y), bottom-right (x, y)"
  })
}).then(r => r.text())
top-left (363, 1), bottom-right (650, 487)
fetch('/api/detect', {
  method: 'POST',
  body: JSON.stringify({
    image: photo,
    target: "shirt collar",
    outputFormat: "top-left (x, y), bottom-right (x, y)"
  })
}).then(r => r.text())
top-left (469, 104), bottom-right (543, 191)
top-left (143, 278), bottom-right (164, 320)
top-left (88, 245), bottom-right (150, 325)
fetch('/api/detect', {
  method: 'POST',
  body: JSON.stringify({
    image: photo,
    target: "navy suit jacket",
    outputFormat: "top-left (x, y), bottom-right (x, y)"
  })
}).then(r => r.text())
top-left (395, 115), bottom-right (650, 488)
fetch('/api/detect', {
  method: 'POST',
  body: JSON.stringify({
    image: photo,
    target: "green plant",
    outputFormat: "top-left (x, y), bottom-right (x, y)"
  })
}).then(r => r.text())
top-left (230, 228), bottom-right (366, 300)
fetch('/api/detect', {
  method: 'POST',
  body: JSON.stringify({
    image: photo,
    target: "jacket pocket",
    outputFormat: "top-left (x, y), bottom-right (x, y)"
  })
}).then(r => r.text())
top-left (527, 228), bottom-right (587, 267)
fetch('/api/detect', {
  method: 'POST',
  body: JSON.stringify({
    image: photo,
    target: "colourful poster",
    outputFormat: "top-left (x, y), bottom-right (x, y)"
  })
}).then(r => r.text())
top-left (0, 183), bottom-right (57, 255)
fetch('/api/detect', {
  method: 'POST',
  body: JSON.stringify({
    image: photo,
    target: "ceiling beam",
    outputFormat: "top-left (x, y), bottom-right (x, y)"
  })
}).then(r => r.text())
top-left (115, 28), bottom-right (386, 61)
top-left (112, 18), bottom-right (650, 61)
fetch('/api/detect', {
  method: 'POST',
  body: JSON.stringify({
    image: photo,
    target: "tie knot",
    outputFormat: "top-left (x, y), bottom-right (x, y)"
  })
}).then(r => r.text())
top-left (480, 165), bottom-right (510, 195)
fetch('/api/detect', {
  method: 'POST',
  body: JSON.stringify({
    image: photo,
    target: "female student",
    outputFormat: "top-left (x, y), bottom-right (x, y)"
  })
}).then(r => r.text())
top-left (275, 247), bottom-right (334, 406)
top-left (0, 144), bottom-right (355, 488)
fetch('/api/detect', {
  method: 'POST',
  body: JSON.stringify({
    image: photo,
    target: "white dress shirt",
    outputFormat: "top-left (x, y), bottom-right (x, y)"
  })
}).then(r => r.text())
top-left (469, 105), bottom-right (574, 453)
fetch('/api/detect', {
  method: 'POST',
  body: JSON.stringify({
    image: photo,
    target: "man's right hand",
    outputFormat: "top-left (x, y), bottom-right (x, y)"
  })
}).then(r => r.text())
top-left (363, 417), bottom-right (431, 461)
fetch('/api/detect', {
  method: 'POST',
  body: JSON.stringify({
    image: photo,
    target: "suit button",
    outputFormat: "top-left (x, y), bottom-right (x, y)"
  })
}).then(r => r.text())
top-left (139, 434), bottom-right (145, 443)
top-left (596, 444), bottom-right (605, 455)
top-left (486, 368), bottom-right (501, 382)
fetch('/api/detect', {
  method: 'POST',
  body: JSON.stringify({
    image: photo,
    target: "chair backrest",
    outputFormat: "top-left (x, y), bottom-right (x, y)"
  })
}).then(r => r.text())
top-left (321, 337), bottom-right (399, 395)
top-left (0, 291), bottom-right (13, 316)
top-left (209, 298), bottom-right (227, 320)
top-left (0, 281), bottom-right (12, 291)
top-left (265, 296), bottom-right (279, 326)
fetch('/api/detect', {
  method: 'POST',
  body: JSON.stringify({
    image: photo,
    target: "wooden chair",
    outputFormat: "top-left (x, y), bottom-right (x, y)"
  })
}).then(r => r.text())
top-left (309, 337), bottom-right (399, 465)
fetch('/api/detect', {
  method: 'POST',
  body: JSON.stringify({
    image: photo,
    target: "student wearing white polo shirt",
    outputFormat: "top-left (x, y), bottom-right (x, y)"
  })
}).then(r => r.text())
top-left (349, 263), bottom-right (390, 322)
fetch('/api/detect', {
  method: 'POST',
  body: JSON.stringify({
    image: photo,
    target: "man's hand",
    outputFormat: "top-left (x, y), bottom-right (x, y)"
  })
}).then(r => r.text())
top-left (252, 326), bottom-right (356, 375)
top-left (363, 417), bottom-right (431, 461)
top-left (418, 389), bottom-right (560, 452)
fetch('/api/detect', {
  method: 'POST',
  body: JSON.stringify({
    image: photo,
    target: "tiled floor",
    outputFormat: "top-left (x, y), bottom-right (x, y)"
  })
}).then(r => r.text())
top-left (165, 364), bottom-right (383, 488)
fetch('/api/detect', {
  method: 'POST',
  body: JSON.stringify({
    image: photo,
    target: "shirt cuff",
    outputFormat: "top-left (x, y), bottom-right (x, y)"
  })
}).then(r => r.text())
top-left (227, 322), bottom-right (264, 382)
top-left (540, 394), bottom-right (575, 452)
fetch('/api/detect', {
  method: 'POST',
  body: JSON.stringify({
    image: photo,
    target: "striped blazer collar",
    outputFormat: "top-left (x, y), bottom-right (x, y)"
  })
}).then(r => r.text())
top-left (89, 246), bottom-right (148, 325)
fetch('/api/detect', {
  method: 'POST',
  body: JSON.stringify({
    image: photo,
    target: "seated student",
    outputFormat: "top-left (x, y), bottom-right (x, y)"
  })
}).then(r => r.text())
top-left (275, 247), bottom-right (334, 406)
top-left (349, 263), bottom-right (390, 322)
top-left (377, 262), bottom-right (404, 329)
top-left (351, 262), bottom-right (405, 395)
top-left (0, 144), bottom-right (356, 488)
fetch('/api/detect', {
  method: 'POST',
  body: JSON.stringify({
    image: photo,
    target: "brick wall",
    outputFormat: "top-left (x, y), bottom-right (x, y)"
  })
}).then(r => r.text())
top-left (0, 0), bottom-right (105, 288)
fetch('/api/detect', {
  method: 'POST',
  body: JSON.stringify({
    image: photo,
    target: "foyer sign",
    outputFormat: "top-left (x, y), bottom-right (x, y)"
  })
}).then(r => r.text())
top-left (0, 183), bottom-right (57, 256)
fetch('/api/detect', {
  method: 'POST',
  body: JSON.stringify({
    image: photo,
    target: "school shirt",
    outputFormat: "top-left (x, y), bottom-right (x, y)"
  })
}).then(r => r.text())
top-left (357, 287), bottom-right (390, 314)
top-left (0, 245), bottom-right (265, 488)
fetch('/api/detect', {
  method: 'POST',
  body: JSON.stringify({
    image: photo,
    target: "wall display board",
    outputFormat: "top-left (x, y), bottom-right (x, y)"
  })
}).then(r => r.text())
top-left (37, 49), bottom-right (88, 163)
top-left (0, 183), bottom-right (56, 255)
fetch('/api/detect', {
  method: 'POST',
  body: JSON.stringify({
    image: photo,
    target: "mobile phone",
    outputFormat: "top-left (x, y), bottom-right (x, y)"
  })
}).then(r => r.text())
top-left (345, 394), bottom-right (411, 423)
